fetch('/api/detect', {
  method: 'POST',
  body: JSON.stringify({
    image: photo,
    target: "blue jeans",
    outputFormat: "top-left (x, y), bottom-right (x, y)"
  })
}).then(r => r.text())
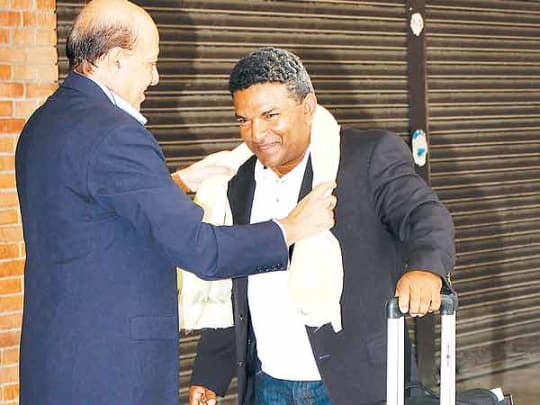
top-left (255, 371), bottom-right (332, 405)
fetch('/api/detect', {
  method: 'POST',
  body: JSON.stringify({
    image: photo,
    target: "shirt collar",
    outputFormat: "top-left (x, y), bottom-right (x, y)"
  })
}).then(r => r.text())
top-left (85, 75), bottom-right (148, 125)
top-left (254, 145), bottom-right (311, 184)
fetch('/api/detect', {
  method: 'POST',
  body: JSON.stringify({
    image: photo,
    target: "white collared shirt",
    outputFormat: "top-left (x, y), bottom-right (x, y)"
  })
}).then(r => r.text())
top-left (248, 149), bottom-right (322, 381)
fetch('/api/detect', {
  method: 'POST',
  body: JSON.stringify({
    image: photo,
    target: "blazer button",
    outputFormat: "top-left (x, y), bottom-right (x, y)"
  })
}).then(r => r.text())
top-left (237, 361), bottom-right (245, 367)
top-left (239, 313), bottom-right (245, 321)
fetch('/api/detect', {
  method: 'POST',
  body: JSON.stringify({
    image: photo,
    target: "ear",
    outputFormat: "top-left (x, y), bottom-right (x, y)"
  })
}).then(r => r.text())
top-left (102, 47), bottom-right (124, 73)
top-left (303, 93), bottom-right (317, 122)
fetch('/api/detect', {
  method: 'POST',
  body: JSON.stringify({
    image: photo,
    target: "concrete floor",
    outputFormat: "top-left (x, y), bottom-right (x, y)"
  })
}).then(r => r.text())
top-left (457, 362), bottom-right (540, 405)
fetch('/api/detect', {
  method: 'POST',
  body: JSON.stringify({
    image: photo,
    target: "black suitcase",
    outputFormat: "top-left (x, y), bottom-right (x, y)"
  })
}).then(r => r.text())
top-left (378, 293), bottom-right (514, 405)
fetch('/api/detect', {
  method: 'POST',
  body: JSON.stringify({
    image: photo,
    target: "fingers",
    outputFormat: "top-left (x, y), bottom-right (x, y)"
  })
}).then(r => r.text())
top-left (395, 270), bottom-right (443, 317)
top-left (205, 390), bottom-right (217, 404)
top-left (189, 386), bottom-right (212, 405)
top-left (411, 289), bottom-right (431, 317)
top-left (328, 195), bottom-right (337, 209)
top-left (202, 165), bottom-right (236, 178)
top-left (429, 284), bottom-right (442, 312)
top-left (311, 181), bottom-right (337, 198)
top-left (395, 282), bottom-right (410, 314)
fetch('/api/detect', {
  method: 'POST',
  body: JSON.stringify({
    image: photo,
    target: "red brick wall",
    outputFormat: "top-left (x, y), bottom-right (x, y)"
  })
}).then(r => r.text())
top-left (0, 1), bottom-right (57, 403)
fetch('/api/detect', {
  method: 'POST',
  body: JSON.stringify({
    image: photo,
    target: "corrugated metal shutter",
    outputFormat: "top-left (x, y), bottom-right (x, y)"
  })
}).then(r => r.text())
top-left (426, 0), bottom-right (540, 381)
top-left (57, 1), bottom-right (409, 403)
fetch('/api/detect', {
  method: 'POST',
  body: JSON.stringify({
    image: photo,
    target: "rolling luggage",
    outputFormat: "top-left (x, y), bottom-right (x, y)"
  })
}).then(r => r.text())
top-left (382, 293), bottom-right (514, 405)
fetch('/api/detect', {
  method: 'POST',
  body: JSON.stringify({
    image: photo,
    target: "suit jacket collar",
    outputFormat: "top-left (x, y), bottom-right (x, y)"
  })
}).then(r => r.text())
top-left (299, 156), bottom-right (313, 201)
top-left (228, 156), bottom-right (257, 225)
top-left (62, 71), bottom-right (112, 104)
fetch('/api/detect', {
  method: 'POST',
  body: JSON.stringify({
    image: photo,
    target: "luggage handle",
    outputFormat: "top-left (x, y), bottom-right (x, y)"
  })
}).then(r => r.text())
top-left (386, 291), bottom-right (458, 405)
top-left (386, 293), bottom-right (458, 319)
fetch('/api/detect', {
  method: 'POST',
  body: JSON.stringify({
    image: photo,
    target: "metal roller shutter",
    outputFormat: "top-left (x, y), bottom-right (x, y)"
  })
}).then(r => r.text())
top-left (426, 0), bottom-right (540, 381)
top-left (57, 1), bottom-right (410, 403)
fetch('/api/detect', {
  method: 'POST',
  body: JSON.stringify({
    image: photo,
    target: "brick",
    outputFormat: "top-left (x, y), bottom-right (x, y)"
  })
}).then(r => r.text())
top-left (24, 46), bottom-right (57, 64)
top-left (2, 382), bottom-right (20, 401)
top-left (0, 12), bottom-right (21, 27)
top-left (38, 12), bottom-right (56, 29)
top-left (37, 0), bottom-right (55, 10)
top-left (2, 347), bottom-right (20, 365)
top-left (0, 209), bottom-right (18, 226)
top-left (0, 65), bottom-right (10, 81)
top-left (0, 48), bottom-right (25, 65)
top-left (36, 28), bottom-right (56, 46)
top-left (0, 173), bottom-right (16, 189)
top-left (13, 64), bottom-right (56, 82)
top-left (21, 11), bottom-right (35, 26)
top-left (12, 0), bottom-right (34, 8)
top-left (0, 193), bottom-right (18, 208)
top-left (25, 82), bottom-right (56, 98)
top-left (0, 102), bottom-right (13, 118)
top-left (0, 313), bottom-right (21, 331)
top-left (0, 261), bottom-right (24, 277)
top-left (23, 11), bottom-right (56, 28)
top-left (0, 331), bottom-right (21, 347)
top-left (0, 137), bottom-right (16, 153)
top-left (0, 156), bottom-right (15, 170)
top-left (20, 242), bottom-right (25, 257)
top-left (0, 83), bottom-right (24, 99)
top-left (0, 119), bottom-right (25, 134)
top-left (12, 27), bottom-right (35, 45)
top-left (0, 226), bottom-right (23, 243)
top-left (0, 28), bottom-right (9, 45)
top-left (0, 278), bottom-right (21, 295)
top-left (0, 364), bottom-right (18, 384)
top-left (0, 244), bottom-right (19, 260)
top-left (0, 295), bottom-right (22, 312)
top-left (13, 100), bottom-right (38, 118)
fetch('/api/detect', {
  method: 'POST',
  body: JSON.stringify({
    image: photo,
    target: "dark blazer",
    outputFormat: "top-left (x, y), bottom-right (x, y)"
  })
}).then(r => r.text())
top-left (191, 128), bottom-right (455, 405)
top-left (15, 72), bottom-right (289, 405)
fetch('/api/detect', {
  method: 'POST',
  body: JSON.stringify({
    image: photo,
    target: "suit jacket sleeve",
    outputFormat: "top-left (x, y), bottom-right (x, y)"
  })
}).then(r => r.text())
top-left (190, 327), bottom-right (237, 396)
top-left (368, 132), bottom-right (455, 278)
top-left (86, 122), bottom-right (288, 280)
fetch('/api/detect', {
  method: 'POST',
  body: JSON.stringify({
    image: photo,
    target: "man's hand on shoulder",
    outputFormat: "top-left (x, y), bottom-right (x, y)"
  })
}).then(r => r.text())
top-left (395, 270), bottom-right (443, 316)
top-left (173, 162), bottom-right (235, 193)
top-left (189, 385), bottom-right (217, 405)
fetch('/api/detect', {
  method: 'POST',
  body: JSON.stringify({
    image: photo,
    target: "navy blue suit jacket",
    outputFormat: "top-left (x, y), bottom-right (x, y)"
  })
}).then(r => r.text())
top-left (15, 72), bottom-right (288, 405)
top-left (191, 129), bottom-right (455, 405)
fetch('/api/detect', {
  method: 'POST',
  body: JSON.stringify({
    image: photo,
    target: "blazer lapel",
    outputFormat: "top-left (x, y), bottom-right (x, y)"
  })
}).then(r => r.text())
top-left (228, 156), bottom-right (257, 225)
top-left (298, 156), bottom-right (313, 201)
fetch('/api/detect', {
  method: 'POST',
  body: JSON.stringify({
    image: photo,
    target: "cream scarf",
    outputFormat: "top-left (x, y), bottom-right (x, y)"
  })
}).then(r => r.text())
top-left (178, 105), bottom-right (344, 332)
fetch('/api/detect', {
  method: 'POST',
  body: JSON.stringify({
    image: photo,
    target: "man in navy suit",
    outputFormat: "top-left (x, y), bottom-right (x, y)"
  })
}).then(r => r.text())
top-left (15, 3), bottom-right (336, 405)
top-left (188, 48), bottom-right (455, 405)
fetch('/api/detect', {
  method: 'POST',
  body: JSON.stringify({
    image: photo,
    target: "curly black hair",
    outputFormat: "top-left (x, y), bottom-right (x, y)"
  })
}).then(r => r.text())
top-left (229, 47), bottom-right (314, 102)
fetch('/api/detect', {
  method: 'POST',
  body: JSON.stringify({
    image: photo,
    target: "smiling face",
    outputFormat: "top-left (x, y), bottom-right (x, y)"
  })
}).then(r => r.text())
top-left (233, 82), bottom-right (316, 177)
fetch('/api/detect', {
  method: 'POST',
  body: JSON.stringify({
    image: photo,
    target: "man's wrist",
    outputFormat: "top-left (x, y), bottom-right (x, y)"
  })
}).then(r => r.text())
top-left (272, 218), bottom-right (289, 247)
top-left (171, 170), bottom-right (191, 193)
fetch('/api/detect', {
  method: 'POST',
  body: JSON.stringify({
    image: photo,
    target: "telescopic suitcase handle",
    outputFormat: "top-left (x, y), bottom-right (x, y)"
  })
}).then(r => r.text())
top-left (386, 290), bottom-right (458, 405)
top-left (386, 293), bottom-right (458, 319)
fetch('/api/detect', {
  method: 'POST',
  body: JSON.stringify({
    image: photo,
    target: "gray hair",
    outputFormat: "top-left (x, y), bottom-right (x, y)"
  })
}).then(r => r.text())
top-left (66, 10), bottom-right (138, 72)
top-left (229, 47), bottom-right (314, 102)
